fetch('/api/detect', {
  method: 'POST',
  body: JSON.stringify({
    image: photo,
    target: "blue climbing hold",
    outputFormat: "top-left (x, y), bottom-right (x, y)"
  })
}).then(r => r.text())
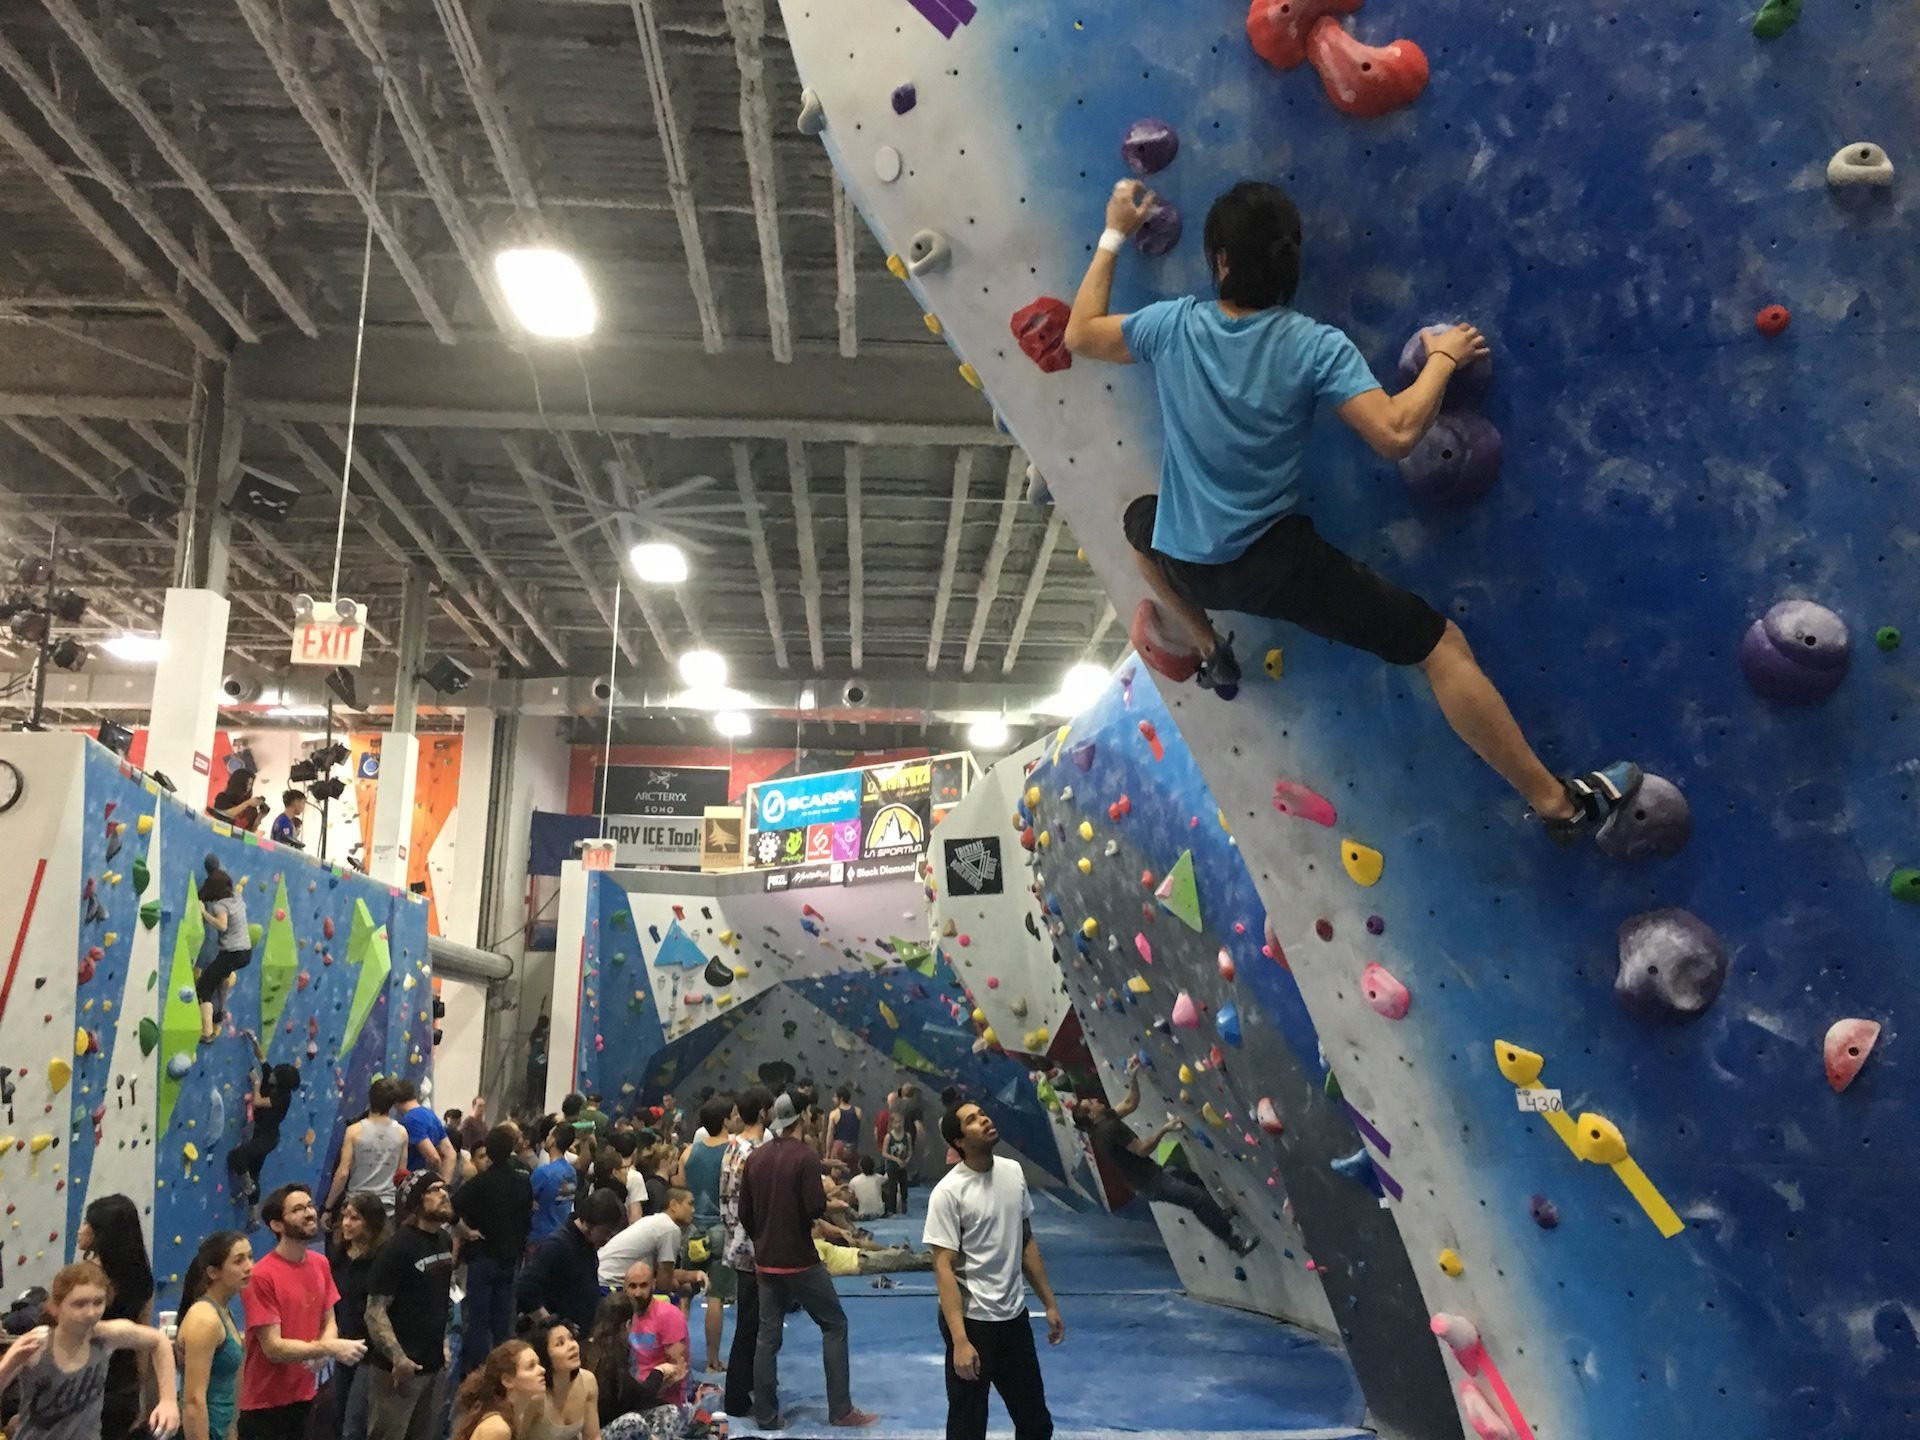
top-left (1216, 1002), bottom-right (1242, 1047)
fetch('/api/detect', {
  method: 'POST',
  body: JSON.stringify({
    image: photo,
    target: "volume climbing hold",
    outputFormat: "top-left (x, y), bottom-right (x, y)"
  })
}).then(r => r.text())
top-left (891, 83), bottom-right (917, 115)
top-left (1437, 1248), bottom-right (1464, 1277)
top-left (1827, 142), bottom-right (1894, 188)
top-left (1616, 908), bottom-right (1728, 1022)
top-left (1121, 117), bottom-right (1180, 175)
top-left (1130, 599), bottom-right (1201, 682)
top-left (1247, 0), bottom-right (1361, 69)
top-left (1331, 1147), bottom-right (1377, 1188)
top-left (1755, 304), bottom-right (1791, 336)
top-left (1305, 19), bottom-right (1429, 118)
top-left (1361, 962), bottom-right (1410, 1019)
top-left (1273, 780), bottom-right (1337, 826)
top-left (1136, 202), bottom-right (1183, 258)
top-left (1011, 297), bottom-right (1072, 373)
top-left (1740, 599), bottom-right (1850, 703)
top-left (1824, 1018), bottom-right (1881, 1092)
top-left (1170, 991), bottom-right (1201, 1029)
top-left (1529, 1195), bottom-right (1560, 1229)
top-left (1341, 840), bottom-right (1384, 887)
top-left (797, 88), bottom-right (825, 135)
top-left (1595, 773), bottom-right (1691, 860)
top-left (906, 230), bottom-right (951, 277)
top-left (1400, 413), bottom-right (1503, 506)
top-left (1256, 1097), bottom-right (1285, 1134)
top-left (1571, 1113), bottom-right (1628, 1166)
top-left (1397, 325), bottom-right (1495, 406)
top-left (1891, 869), bottom-right (1920, 904)
top-left (1751, 0), bottom-right (1800, 39)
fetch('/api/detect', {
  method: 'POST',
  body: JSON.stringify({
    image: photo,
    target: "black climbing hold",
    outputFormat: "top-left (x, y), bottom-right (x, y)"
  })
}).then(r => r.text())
top-left (1529, 1194), bottom-right (1560, 1229)
top-left (892, 83), bottom-right (917, 115)
top-left (1595, 773), bottom-right (1691, 861)
top-left (1615, 907), bottom-right (1728, 1023)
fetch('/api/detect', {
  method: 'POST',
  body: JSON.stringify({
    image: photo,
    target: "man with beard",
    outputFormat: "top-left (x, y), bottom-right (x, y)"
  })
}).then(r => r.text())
top-left (364, 1172), bottom-right (458, 1440)
top-left (239, 1185), bottom-right (367, 1439)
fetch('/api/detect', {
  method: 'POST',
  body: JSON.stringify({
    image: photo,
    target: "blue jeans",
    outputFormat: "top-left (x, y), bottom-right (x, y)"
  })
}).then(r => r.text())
top-left (462, 1254), bottom-right (520, 1375)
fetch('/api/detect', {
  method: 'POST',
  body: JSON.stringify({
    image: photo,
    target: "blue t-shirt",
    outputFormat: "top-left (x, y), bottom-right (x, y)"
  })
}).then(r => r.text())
top-left (401, 1105), bottom-right (447, 1172)
top-left (1121, 297), bottom-right (1381, 564)
top-left (529, 1157), bottom-right (579, 1242)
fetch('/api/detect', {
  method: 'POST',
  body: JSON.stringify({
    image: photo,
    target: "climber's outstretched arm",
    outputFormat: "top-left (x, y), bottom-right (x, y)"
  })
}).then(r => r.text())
top-left (1065, 181), bottom-right (1158, 364)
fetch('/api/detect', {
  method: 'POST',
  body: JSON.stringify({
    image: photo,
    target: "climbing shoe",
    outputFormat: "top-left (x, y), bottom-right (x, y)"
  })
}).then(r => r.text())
top-left (1228, 1231), bottom-right (1261, 1258)
top-left (1196, 633), bottom-right (1241, 700)
top-left (1541, 761), bottom-right (1644, 847)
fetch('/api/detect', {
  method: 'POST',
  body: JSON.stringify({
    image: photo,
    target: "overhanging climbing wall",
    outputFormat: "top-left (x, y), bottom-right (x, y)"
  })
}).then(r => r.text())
top-left (779, 3), bottom-right (1920, 1438)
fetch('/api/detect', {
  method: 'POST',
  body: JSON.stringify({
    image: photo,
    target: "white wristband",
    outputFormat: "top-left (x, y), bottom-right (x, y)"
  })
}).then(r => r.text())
top-left (1098, 228), bottom-right (1127, 255)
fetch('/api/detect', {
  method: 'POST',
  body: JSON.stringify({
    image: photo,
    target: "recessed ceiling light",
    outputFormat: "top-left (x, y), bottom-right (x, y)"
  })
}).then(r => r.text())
top-left (677, 650), bottom-right (728, 691)
top-left (630, 541), bottom-right (689, 585)
top-left (494, 247), bottom-right (597, 339)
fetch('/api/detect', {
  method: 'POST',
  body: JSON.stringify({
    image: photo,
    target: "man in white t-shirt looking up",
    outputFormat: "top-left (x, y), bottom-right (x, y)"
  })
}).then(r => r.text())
top-left (923, 1103), bottom-right (1063, 1440)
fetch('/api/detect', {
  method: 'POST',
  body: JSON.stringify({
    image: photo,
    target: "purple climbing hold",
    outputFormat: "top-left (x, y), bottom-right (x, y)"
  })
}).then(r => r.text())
top-left (1595, 773), bottom-right (1691, 861)
top-left (1365, 915), bottom-right (1385, 936)
top-left (1529, 1194), bottom-right (1560, 1229)
top-left (1615, 907), bottom-right (1728, 1023)
top-left (1397, 325), bottom-right (1494, 406)
top-left (891, 83), bottom-right (918, 115)
top-left (1134, 202), bottom-right (1183, 258)
top-left (1739, 600), bottom-right (1851, 704)
top-left (1069, 741), bottom-right (1097, 773)
top-left (1399, 413), bottom-right (1503, 506)
top-left (1122, 117), bottom-right (1180, 176)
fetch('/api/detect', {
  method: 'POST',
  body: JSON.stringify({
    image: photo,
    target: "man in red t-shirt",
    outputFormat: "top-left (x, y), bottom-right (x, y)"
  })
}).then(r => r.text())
top-left (239, 1183), bottom-right (366, 1439)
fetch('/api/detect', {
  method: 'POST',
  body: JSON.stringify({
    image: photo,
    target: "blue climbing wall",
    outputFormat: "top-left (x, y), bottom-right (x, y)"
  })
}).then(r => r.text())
top-left (779, 1), bottom-right (1920, 1436)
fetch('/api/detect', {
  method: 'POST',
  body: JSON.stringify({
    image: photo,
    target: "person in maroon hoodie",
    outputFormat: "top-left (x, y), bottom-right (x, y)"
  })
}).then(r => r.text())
top-left (737, 1092), bottom-right (879, 1431)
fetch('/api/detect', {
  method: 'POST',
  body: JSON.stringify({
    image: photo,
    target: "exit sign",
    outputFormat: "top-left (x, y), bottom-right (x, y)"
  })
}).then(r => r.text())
top-left (290, 619), bottom-right (366, 668)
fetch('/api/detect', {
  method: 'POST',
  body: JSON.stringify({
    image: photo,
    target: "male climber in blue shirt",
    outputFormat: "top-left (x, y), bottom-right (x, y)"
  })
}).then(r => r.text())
top-left (1064, 178), bottom-right (1640, 845)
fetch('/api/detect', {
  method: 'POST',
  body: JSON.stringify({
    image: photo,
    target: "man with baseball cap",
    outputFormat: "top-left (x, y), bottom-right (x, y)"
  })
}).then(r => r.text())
top-left (738, 1092), bottom-right (878, 1429)
top-left (364, 1171), bottom-right (457, 1440)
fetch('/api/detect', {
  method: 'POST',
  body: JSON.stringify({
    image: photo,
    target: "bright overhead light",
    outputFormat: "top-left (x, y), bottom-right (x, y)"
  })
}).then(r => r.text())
top-left (494, 247), bottom-right (597, 339)
top-left (1038, 662), bottom-right (1112, 717)
top-left (714, 711), bottom-right (752, 739)
top-left (629, 541), bottom-right (689, 585)
top-left (967, 716), bottom-right (1010, 749)
top-left (678, 685), bottom-right (751, 713)
top-left (678, 649), bottom-right (728, 691)
top-left (103, 633), bottom-right (164, 663)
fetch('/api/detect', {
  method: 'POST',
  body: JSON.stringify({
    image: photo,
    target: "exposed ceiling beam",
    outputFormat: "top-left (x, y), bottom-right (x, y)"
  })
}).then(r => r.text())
top-left (501, 435), bottom-right (639, 665)
top-left (382, 432), bottom-right (570, 666)
top-left (608, 436), bottom-right (705, 646)
top-left (1001, 511), bottom-right (1065, 674)
top-left (230, 0), bottom-right (458, 343)
top-left (0, 31), bottom-right (257, 343)
top-left (1084, 599), bottom-right (1117, 658)
top-left (553, 431), bottom-right (676, 663)
top-left (844, 444), bottom-right (865, 671)
top-left (962, 451), bottom-right (1027, 673)
top-left (784, 439), bottom-right (824, 670)
top-left (0, 105), bottom-right (224, 360)
top-left (831, 175), bottom-right (858, 360)
top-left (730, 441), bottom-right (788, 669)
top-left (38, 0), bottom-right (321, 337)
top-left (722, 0), bottom-right (792, 362)
top-left (626, 0), bottom-right (724, 351)
top-left (925, 447), bottom-right (973, 672)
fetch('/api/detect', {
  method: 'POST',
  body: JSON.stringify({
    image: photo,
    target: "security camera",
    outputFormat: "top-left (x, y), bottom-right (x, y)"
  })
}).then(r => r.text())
top-left (221, 672), bottom-right (260, 702)
top-left (841, 680), bottom-right (868, 707)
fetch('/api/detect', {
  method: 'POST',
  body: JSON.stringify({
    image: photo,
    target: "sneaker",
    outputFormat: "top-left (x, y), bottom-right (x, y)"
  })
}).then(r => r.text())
top-left (1541, 762), bottom-right (1644, 847)
top-left (1196, 633), bottom-right (1241, 698)
top-left (830, 1410), bottom-right (880, 1428)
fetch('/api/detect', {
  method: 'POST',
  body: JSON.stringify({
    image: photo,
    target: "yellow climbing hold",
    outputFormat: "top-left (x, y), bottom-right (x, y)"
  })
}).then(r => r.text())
top-left (1081, 918), bottom-right (1100, 938)
top-left (1078, 821), bottom-right (1095, 842)
top-left (1264, 648), bottom-right (1284, 679)
top-left (958, 363), bottom-right (983, 390)
top-left (981, 1027), bottom-right (998, 1045)
top-left (923, 313), bottom-right (943, 335)
top-left (1341, 841), bottom-right (1384, 887)
top-left (1077, 857), bottom-right (1093, 875)
top-left (1201, 1103), bottom-right (1226, 1129)
top-left (47, 1058), bottom-right (71, 1093)
top-left (137, 814), bottom-right (155, 835)
top-left (29, 1134), bottom-right (54, 1154)
top-left (879, 1002), bottom-right (899, 1030)
top-left (102, 931), bottom-right (118, 946)
top-left (75, 1029), bottom-right (88, 1056)
top-left (1038, 831), bottom-right (1051, 849)
top-left (1437, 1248), bottom-right (1464, 1277)
top-left (1217, 809), bottom-right (1230, 833)
top-left (1178, 1064), bottom-right (1196, 1084)
top-left (1126, 976), bottom-right (1151, 994)
top-left (719, 930), bottom-right (735, 946)
top-left (1026, 786), bottom-right (1042, 807)
top-left (183, 1143), bottom-right (199, 1163)
top-left (972, 1008), bottom-right (987, 1025)
top-left (1571, 1113), bottom-right (1629, 1166)
top-left (886, 254), bottom-right (908, 280)
top-left (1493, 1041), bottom-right (1545, 1087)
top-left (1076, 547), bottom-right (1087, 564)
top-left (733, 966), bottom-right (751, 980)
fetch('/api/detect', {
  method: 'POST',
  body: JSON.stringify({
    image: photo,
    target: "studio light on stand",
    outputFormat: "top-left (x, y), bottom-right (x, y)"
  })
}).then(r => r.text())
top-left (4, 542), bottom-right (92, 731)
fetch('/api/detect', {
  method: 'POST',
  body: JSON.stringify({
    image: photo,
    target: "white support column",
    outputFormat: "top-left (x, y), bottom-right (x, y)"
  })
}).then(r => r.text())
top-left (368, 732), bottom-right (419, 886)
top-left (143, 588), bottom-right (230, 795)
top-left (443, 706), bottom-right (497, 948)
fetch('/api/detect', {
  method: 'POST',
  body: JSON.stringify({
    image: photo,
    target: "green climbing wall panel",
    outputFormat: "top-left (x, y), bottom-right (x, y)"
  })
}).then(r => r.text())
top-left (257, 874), bottom-right (299, 1043)
top-left (156, 875), bottom-right (204, 1136)
top-left (337, 898), bottom-right (391, 1059)
top-left (1160, 850), bottom-right (1202, 932)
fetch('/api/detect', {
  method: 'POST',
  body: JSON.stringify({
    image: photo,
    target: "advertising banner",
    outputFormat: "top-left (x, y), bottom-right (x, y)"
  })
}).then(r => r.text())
top-left (749, 769), bottom-right (864, 831)
top-left (700, 807), bottom-right (745, 872)
top-left (600, 765), bottom-right (731, 817)
top-left (943, 835), bottom-right (1004, 896)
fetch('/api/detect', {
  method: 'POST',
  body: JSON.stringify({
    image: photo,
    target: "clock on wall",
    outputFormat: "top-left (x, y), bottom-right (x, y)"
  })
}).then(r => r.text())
top-left (0, 759), bottom-right (21, 815)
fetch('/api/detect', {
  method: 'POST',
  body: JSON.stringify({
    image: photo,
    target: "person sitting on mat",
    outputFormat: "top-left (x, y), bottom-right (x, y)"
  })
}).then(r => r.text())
top-left (1064, 177), bottom-right (1643, 845)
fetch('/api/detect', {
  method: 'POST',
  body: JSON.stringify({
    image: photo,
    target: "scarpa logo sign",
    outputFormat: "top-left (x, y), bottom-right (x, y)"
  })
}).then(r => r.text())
top-left (755, 770), bottom-right (861, 828)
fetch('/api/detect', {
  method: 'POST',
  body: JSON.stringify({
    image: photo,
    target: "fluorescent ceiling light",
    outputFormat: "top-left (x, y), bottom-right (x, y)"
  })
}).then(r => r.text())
top-left (967, 716), bottom-right (1010, 749)
top-left (677, 649), bottom-right (728, 691)
top-left (714, 710), bottom-right (752, 739)
top-left (103, 633), bottom-right (164, 663)
top-left (629, 541), bottom-right (688, 585)
top-left (494, 247), bottom-right (597, 339)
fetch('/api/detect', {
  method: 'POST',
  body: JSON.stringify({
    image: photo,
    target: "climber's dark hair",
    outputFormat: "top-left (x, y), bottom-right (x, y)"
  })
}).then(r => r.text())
top-left (1204, 181), bottom-right (1303, 310)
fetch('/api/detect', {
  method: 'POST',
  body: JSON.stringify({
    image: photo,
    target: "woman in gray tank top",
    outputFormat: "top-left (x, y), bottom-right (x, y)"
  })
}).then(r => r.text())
top-left (0, 1261), bottom-right (179, 1440)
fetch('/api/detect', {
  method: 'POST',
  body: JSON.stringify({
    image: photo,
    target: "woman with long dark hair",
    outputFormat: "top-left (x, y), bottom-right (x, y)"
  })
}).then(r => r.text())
top-left (176, 1231), bottom-right (249, 1440)
top-left (580, 1297), bottom-right (686, 1440)
top-left (195, 859), bottom-right (252, 1043)
top-left (451, 1340), bottom-right (548, 1440)
top-left (328, 1190), bottom-right (388, 1440)
top-left (525, 1317), bottom-right (600, 1440)
top-left (209, 769), bottom-right (267, 832)
top-left (77, 1194), bottom-right (156, 1440)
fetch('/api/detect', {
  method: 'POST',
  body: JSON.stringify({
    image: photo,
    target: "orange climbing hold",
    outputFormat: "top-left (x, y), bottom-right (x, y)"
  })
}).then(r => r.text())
top-left (1247, 0), bottom-right (1361, 70)
top-left (1139, 721), bottom-right (1165, 761)
top-left (1305, 19), bottom-right (1429, 118)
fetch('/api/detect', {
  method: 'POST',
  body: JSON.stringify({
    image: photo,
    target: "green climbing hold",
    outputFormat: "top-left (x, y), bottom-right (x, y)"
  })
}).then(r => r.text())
top-left (891, 1038), bottom-right (943, 1075)
top-left (612, 951), bottom-right (628, 965)
top-left (1324, 1069), bottom-right (1344, 1101)
top-left (1891, 869), bottom-right (1920, 904)
top-left (139, 899), bottom-right (161, 931)
top-left (137, 1017), bottom-right (159, 1057)
top-left (258, 876), bottom-right (299, 1040)
top-left (1751, 0), bottom-right (1799, 39)
top-left (1876, 626), bottom-right (1901, 652)
top-left (131, 858), bottom-right (150, 896)
top-left (247, 922), bottom-right (264, 948)
top-left (1158, 850), bottom-right (1202, 932)
top-left (894, 939), bottom-right (936, 977)
top-left (610, 909), bottom-right (632, 931)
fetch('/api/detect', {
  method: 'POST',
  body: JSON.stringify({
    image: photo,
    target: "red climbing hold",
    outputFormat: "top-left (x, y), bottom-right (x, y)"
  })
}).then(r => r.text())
top-left (1246, 0), bottom-right (1361, 70)
top-left (322, 916), bottom-right (335, 940)
top-left (1108, 795), bottom-right (1132, 822)
top-left (1755, 304), bottom-right (1791, 337)
top-left (1824, 1018), bottom-right (1880, 1092)
top-left (1019, 826), bottom-right (1037, 851)
top-left (1010, 298), bottom-right (1073, 374)
top-left (1305, 18), bottom-right (1429, 118)
top-left (1315, 918), bottom-right (1335, 942)
top-left (1129, 599), bottom-right (1201, 683)
top-left (1140, 870), bottom-right (1155, 889)
top-left (1138, 721), bottom-right (1165, 762)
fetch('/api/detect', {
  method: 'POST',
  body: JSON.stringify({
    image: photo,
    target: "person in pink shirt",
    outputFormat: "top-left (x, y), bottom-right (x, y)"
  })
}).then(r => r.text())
top-left (238, 1185), bottom-right (366, 1439)
top-left (621, 1260), bottom-right (688, 1406)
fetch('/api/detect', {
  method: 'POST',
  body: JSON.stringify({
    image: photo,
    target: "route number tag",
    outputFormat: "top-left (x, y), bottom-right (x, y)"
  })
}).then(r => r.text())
top-left (1517, 1088), bottom-right (1564, 1113)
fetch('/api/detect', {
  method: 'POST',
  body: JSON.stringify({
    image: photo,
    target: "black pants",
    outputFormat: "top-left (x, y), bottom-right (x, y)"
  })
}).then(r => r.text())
top-left (238, 1400), bottom-right (312, 1440)
top-left (197, 946), bottom-right (253, 1014)
top-left (940, 1313), bottom-right (1052, 1440)
top-left (722, 1264), bottom-right (760, 1416)
top-left (1136, 1165), bottom-right (1239, 1248)
top-left (227, 1122), bottom-right (282, 1191)
top-left (883, 1160), bottom-right (909, 1214)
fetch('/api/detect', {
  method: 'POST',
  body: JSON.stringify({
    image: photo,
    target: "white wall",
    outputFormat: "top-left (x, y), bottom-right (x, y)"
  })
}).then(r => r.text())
top-left (434, 975), bottom-right (488, 1115)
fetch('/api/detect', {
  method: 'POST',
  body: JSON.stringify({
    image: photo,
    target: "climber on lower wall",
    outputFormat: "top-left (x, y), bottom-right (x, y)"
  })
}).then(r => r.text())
top-left (1071, 1057), bottom-right (1257, 1256)
top-left (1063, 178), bottom-right (1644, 845)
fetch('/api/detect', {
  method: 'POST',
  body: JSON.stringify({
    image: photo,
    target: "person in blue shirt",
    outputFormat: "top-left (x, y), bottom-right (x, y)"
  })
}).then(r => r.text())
top-left (529, 1118), bottom-right (581, 1247)
top-left (1064, 178), bottom-right (1642, 845)
top-left (269, 790), bottom-right (307, 849)
top-left (394, 1077), bottom-right (456, 1180)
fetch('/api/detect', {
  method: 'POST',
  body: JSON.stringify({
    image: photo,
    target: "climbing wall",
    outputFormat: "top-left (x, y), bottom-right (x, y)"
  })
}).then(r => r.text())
top-left (0, 732), bottom-right (430, 1302)
top-left (778, 3), bottom-right (1920, 1437)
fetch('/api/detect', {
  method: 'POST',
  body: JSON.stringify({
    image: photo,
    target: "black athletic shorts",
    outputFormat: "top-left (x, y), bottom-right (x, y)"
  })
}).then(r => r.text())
top-left (1123, 494), bottom-right (1448, 667)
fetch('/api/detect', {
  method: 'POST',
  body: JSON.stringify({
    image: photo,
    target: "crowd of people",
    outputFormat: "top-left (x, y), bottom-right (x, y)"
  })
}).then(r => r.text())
top-left (0, 1060), bottom-right (1248, 1440)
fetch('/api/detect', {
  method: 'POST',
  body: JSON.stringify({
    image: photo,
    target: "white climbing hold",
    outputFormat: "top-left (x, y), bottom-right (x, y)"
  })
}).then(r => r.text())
top-left (874, 145), bottom-right (903, 183)
top-left (906, 230), bottom-right (950, 277)
top-left (797, 89), bottom-right (826, 136)
top-left (1827, 142), bottom-right (1893, 188)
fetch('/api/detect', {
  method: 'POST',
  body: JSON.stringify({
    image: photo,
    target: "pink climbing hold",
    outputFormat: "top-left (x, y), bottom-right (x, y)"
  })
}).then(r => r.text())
top-left (958, 934), bottom-right (971, 947)
top-left (1459, 1383), bottom-right (1515, 1440)
top-left (1246, 0), bottom-right (1361, 70)
top-left (1273, 780), bottom-right (1337, 826)
top-left (1305, 18), bottom-right (1429, 118)
top-left (1824, 1017), bottom-right (1881, 1092)
top-left (1139, 721), bottom-right (1165, 761)
top-left (1265, 921), bottom-right (1290, 971)
top-left (1256, 1096), bottom-right (1285, 1134)
top-left (1170, 990), bottom-right (1201, 1029)
top-left (1217, 947), bottom-right (1236, 981)
top-left (987, 976), bottom-right (1000, 988)
top-left (1130, 599), bottom-right (1200, 683)
top-left (322, 916), bottom-right (335, 940)
top-left (296, 971), bottom-right (311, 992)
top-left (275, 908), bottom-right (287, 922)
top-left (1361, 962), bottom-right (1411, 1019)
top-left (1135, 934), bottom-right (1154, 965)
top-left (1140, 869), bottom-right (1155, 889)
